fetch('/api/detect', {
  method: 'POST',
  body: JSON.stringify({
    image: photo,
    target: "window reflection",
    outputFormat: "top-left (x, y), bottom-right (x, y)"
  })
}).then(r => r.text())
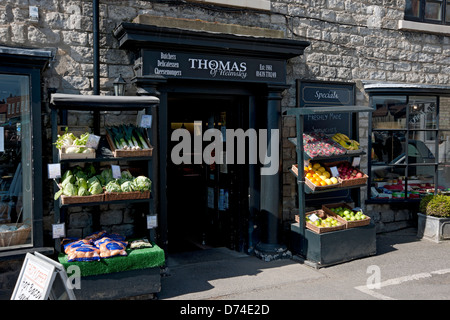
top-left (408, 96), bottom-right (437, 129)
top-left (440, 131), bottom-right (450, 163)
top-left (425, 0), bottom-right (443, 20)
top-left (0, 74), bottom-right (32, 249)
top-left (372, 96), bottom-right (407, 130)
top-left (440, 97), bottom-right (450, 129)
top-left (405, 0), bottom-right (421, 17)
top-left (447, 4), bottom-right (450, 22)
top-left (438, 165), bottom-right (450, 192)
top-left (372, 131), bottom-right (406, 164)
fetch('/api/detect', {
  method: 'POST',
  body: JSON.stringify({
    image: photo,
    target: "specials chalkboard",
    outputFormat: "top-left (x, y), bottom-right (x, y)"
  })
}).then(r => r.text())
top-left (297, 80), bottom-right (355, 135)
top-left (297, 80), bottom-right (356, 204)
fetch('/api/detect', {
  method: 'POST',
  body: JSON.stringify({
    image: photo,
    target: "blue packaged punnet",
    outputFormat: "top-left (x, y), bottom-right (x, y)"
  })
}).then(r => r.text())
top-left (64, 239), bottom-right (91, 254)
top-left (67, 244), bottom-right (101, 262)
top-left (94, 237), bottom-right (128, 259)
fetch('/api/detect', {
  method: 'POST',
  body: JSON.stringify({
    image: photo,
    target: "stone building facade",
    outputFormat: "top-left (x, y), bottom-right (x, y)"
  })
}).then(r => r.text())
top-left (1, 0), bottom-right (449, 243)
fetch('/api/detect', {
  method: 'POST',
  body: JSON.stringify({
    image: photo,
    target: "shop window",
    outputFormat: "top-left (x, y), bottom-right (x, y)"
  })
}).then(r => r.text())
top-left (0, 74), bottom-right (33, 249)
top-left (405, 0), bottom-right (450, 25)
top-left (369, 94), bottom-right (450, 202)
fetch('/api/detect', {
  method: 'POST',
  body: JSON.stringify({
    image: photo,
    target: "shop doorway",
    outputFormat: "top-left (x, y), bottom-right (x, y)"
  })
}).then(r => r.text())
top-left (167, 94), bottom-right (250, 253)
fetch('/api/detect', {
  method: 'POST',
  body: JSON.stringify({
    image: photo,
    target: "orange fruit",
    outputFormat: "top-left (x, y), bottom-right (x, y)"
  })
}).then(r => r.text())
top-left (320, 180), bottom-right (327, 186)
top-left (314, 180), bottom-right (321, 186)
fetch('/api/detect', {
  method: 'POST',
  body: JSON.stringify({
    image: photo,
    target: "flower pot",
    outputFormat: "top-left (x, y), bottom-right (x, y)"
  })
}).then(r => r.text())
top-left (417, 212), bottom-right (450, 243)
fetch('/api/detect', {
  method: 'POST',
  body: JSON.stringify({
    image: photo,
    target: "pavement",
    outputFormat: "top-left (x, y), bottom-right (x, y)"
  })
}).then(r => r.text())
top-left (157, 227), bottom-right (450, 301)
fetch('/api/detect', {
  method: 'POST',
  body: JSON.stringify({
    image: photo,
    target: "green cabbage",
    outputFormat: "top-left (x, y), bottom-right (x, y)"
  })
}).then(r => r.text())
top-left (62, 169), bottom-right (73, 181)
top-left (95, 174), bottom-right (105, 186)
top-left (101, 169), bottom-right (114, 185)
top-left (78, 186), bottom-right (90, 196)
top-left (54, 189), bottom-right (63, 200)
top-left (87, 176), bottom-right (100, 187)
top-left (62, 183), bottom-right (77, 196)
top-left (61, 175), bottom-right (75, 188)
top-left (120, 180), bottom-right (135, 192)
top-left (88, 181), bottom-right (103, 195)
top-left (121, 170), bottom-right (133, 180)
top-left (105, 180), bottom-right (121, 193)
top-left (133, 176), bottom-right (152, 191)
top-left (76, 178), bottom-right (88, 190)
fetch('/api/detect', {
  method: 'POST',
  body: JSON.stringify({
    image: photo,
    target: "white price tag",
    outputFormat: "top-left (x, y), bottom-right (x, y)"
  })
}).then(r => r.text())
top-left (48, 163), bottom-right (62, 179)
top-left (147, 215), bottom-right (158, 229)
top-left (86, 134), bottom-right (101, 149)
top-left (352, 157), bottom-right (361, 167)
top-left (308, 213), bottom-right (319, 222)
top-left (330, 166), bottom-right (339, 177)
top-left (353, 207), bottom-right (364, 213)
top-left (140, 115), bottom-right (152, 128)
top-left (111, 165), bottom-right (121, 179)
top-left (52, 223), bottom-right (65, 239)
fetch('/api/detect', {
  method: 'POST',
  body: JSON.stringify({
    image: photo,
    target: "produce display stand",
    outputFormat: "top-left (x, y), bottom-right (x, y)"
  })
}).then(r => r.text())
top-left (57, 244), bottom-right (165, 300)
top-left (286, 105), bottom-right (376, 268)
top-left (50, 93), bottom-right (163, 299)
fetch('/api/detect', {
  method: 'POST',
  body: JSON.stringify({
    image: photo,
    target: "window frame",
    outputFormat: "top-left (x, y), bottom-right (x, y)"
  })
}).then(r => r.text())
top-left (0, 47), bottom-right (51, 255)
top-left (404, 0), bottom-right (450, 25)
top-left (367, 86), bottom-right (450, 204)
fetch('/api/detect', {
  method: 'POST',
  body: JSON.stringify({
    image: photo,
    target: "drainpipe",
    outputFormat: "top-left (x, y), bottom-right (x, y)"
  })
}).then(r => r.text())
top-left (256, 84), bottom-right (290, 261)
top-left (93, 0), bottom-right (100, 134)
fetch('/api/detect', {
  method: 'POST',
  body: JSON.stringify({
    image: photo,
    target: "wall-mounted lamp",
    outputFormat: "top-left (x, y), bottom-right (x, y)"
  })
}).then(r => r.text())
top-left (113, 74), bottom-right (127, 96)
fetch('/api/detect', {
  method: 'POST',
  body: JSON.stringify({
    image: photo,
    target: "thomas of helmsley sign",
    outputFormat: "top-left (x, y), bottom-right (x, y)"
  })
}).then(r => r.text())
top-left (142, 50), bottom-right (286, 84)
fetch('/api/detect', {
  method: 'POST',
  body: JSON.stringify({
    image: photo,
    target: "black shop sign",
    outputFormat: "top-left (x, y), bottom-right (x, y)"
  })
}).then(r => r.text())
top-left (142, 50), bottom-right (286, 84)
top-left (297, 81), bottom-right (355, 135)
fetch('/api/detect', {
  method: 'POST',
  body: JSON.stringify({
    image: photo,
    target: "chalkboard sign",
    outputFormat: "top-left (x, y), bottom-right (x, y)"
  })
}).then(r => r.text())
top-left (297, 80), bottom-right (355, 135)
top-left (296, 80), bottom-right (356, 204)
top-left (11, 252), bottom-right (76, 300)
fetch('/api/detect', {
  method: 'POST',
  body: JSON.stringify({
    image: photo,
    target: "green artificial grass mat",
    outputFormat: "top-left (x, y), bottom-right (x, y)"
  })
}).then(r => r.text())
top-left (58, 243), bottom-right (165, 277)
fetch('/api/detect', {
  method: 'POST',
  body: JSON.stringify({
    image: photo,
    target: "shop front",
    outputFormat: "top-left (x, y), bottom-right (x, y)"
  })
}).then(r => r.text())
top-left (114, 20), bottom-right (310, 258)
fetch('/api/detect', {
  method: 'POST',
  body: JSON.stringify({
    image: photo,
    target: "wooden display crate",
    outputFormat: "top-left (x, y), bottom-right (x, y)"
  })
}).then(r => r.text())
top-left (59, 145), bottom-right (96, 160)
top-left (104, 190), bottom-right (150, 202)
top-left (323, 160), bottom-right (368, 188)
top-left (322, 202), bottom-right (371, 228)
top-left (60, 194), bottom-right (104, 205)
top-left (106, 133), bottom-right (153, 158)
top-left (291, 164), bottom-right (341, 191)
top-left (295, 209), bottom-right (346, 234)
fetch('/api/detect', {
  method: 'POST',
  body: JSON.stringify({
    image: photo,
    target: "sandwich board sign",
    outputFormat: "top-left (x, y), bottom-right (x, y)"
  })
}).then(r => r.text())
top-left (11, 251), bottom-right (76, 300)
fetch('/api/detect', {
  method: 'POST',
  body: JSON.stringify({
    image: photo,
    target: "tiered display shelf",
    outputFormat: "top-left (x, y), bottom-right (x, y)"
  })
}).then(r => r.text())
top-left (286, 105), bottom-right (377, 267)
top-left (50, 93), bottom-right (162, 299)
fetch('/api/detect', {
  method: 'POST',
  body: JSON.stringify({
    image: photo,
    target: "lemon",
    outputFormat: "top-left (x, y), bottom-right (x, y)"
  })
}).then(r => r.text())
top-left (330, 177), bottom-right (338, 184)
top-left (325, 178), bottom-right (332, 185)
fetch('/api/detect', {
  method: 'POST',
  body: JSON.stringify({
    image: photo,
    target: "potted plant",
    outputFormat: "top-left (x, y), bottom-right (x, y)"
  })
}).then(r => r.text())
top-left (417, 194), bottom-right (450, 243)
